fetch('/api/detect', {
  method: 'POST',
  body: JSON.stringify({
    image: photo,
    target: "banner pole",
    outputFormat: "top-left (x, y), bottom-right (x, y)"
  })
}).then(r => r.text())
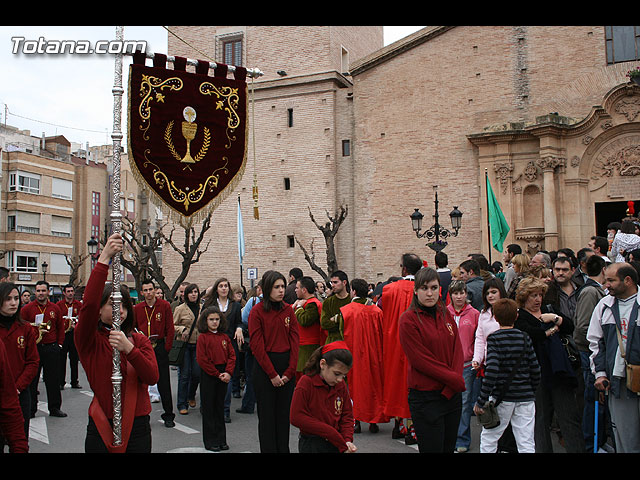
top-left (110, 25), bottom-right (125, 447)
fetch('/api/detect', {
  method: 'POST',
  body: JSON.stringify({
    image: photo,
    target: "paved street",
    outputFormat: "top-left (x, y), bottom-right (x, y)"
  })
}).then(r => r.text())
top-left (27, 365), bottom-right (491, 454)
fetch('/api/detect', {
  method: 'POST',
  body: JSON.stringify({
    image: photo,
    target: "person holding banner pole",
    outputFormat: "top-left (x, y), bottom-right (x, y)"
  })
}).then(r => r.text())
top-left (75, 233), bottom-right (159, 453)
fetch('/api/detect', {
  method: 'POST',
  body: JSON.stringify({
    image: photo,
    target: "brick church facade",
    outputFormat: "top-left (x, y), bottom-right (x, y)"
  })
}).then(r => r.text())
top-left (160, 26), bottom-right (640, 289)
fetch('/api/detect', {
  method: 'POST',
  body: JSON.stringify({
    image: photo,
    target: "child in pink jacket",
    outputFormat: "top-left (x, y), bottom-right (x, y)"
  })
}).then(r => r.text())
top-left (446, 280), bottom-right (479, 452)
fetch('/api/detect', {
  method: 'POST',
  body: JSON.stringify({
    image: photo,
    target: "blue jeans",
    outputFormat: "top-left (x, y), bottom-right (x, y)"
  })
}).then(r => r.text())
top-left (581, 350), bottom-right (606, 452)
top-left (456, 364), bottom-right (481, 449)
top-left (177, 343), bottom-right (200, 410)
top-left (239, 349), bottom-right (256, 412)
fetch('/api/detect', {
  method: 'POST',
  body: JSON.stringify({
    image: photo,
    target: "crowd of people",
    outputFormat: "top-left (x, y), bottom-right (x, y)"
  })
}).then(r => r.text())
top-left (1, 217), bottom-right (639, 454)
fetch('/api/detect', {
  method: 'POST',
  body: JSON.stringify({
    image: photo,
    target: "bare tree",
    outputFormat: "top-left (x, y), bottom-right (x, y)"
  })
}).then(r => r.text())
top-left (119, 215), bottom-right (167, 297)
top-left (64, 252), bottom-right (92, 287)
top-left (160, 212), bottom-right (213, 300)
top-left (295, 204), bottom-right (348, 283)
top-left (118, 212), bottom-right (213, 302)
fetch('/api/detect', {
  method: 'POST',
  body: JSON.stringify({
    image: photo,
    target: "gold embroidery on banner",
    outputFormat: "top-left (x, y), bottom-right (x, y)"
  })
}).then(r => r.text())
top-left (199, 82), bottom-right (241, 148)
top-left (138, 74), bottom-right (183, 140)
top-left (143, 152), bottom-right (229, 212)
top-left (164, 116), bottom-right (211, 171)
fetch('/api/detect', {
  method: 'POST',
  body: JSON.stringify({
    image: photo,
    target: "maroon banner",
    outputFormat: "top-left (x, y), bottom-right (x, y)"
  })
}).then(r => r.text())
top-left (127, 56), bottom-right (248, 222)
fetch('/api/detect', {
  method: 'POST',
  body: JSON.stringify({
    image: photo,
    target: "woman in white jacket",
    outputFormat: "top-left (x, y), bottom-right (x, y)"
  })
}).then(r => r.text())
top-left (611, 220), bottom-right (640, 263)
top-left (472, 277), bottom-right (508, 371)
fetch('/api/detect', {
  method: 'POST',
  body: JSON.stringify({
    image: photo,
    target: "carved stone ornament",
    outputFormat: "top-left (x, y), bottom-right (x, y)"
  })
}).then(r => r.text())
top-left (535, 156), bottom-right (565, 172)
top-left (570, 156), bottom-right (581, 168)
top-left (524, 160), bottom-right (537, 181)
top-left (615, 98), bottom-right (640, 122)
top-left (591, 137), bottom-right (640, 180)
top-left (592, 143), bottom-right (640, 178)
top-left (494, 162), bottom-right (513, 194)
top-left (527, 241), bottom-right (541, 255)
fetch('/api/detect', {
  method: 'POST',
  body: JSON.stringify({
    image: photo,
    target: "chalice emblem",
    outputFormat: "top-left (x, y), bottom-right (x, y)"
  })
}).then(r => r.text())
top-left (165, 106), bottom-right (211, 171)
top-left (181, 107), bottom-right (197, 165)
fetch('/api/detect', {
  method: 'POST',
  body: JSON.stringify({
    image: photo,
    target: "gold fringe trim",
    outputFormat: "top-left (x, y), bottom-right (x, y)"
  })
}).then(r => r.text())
top-left (126, 65), bottom-right (249, 230)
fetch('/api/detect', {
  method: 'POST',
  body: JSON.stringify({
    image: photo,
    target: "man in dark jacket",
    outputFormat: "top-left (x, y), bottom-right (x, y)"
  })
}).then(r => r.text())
top-left (435, 251), bottom-right (452, 301)
top-left (459, 259), bottom-right (484, 311)
top-left (543, 256), bottom-right (580, 322)
top-left (284, 267), bottom-right (303, 305)
top-left (574, 254), bottom-right (608, 452)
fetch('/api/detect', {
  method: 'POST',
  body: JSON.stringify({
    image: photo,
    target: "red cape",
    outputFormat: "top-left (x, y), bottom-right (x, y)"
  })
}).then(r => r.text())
top-left (381, 280), bottom-right (414, 419)
top-left (341, 301), bottom-right (389, 424)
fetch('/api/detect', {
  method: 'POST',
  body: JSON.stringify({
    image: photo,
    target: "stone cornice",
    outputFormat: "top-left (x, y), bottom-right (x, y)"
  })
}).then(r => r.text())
top-left (252, 70), bottom-right (352, 94)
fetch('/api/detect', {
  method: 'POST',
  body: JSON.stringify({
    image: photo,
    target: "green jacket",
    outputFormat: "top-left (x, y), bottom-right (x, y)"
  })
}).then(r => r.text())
top-left (319, 294), bottom-right (352, 344)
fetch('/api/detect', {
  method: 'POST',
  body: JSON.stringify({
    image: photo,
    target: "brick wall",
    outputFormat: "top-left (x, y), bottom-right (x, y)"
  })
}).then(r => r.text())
top-left (157, 25), bottom-right (634, 290)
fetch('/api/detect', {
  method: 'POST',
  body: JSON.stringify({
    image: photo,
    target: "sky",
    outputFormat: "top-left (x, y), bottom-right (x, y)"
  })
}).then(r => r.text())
top-left (0, 26), bottom-right (424, 149)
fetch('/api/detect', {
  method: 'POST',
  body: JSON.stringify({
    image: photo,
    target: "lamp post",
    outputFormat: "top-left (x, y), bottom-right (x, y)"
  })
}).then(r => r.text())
top-left (411, 185), bottom-right (463, 252)
top-left (87, 236), bottom-right (99, 259)
top-left (41, 261), bottom-right (48, 283)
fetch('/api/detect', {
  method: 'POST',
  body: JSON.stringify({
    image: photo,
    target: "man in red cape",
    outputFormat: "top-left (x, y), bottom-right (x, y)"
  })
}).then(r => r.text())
top-left (339, 279), bottom-right (388, 433)
top-left (379, 253), bottom-right (423, 443)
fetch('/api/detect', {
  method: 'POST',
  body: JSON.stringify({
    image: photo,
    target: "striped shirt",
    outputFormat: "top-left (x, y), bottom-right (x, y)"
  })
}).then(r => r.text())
top-left (476, 328), bottom-right (540, 407)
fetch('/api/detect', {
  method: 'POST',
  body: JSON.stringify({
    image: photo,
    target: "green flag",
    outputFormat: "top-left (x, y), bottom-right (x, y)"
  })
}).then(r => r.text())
top-left (486, 174), bottom-right (510, 252)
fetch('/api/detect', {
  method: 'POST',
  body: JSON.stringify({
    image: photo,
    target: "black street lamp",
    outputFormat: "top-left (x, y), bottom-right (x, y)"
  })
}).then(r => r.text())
top-left (411, 186), bottom-right (463, 252)
top-left (41, 261), bottom-right (48, 282)
top-left (87, 236), bottom-right (99, 259)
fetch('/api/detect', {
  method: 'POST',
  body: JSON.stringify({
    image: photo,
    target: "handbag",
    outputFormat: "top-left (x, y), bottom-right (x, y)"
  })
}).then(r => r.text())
top-left (477, 333), bottom-right (526, 429)
top-left (168, 316), bottom-right (197, 366)
top-left (545, 305), bottom-right (580, 370)
top-left (611, 299), bottom-right (640, 393)
top-left (560, 333), bottom-right (581, 370)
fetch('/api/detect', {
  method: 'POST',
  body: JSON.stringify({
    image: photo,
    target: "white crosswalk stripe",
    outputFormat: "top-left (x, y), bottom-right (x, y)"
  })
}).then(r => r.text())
top-left (29, 416), bottom-right (49, 444)
top-left (158, 419), bottom-right (199, 434)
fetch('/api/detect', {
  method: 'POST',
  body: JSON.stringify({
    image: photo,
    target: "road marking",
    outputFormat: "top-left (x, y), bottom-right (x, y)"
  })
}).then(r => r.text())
top-left (397, 439), bottom-right (419, 451)
top-left (158, 419), bottom-right (199, 434)
top-left (29, 416), bottom-right (49, 444)
top-left (167, 447), bottom-right (213, 453)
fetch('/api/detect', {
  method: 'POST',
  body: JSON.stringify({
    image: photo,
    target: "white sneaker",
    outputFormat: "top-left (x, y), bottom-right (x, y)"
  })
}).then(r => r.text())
top-left (455, 446), bottom-right (468, 453)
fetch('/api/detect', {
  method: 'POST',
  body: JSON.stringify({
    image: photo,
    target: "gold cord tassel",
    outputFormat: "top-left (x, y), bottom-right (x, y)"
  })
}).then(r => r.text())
top-left (253, 181), bottom-right (259, 220)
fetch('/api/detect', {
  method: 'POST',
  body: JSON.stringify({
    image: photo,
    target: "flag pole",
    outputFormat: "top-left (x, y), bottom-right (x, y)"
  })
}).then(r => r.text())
top-left (485, 168), bottom-right (492, 264)
top-left (110, 25), bottom-right (125, 447)
top-left (238, 195), bottom-right (244, 289)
